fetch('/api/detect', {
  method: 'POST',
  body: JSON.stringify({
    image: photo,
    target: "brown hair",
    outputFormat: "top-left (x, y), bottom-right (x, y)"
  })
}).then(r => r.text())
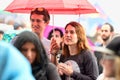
top-left (30, 7), bottom-right (50, 23)
top-left (63, 21), bottom-right (90, 57)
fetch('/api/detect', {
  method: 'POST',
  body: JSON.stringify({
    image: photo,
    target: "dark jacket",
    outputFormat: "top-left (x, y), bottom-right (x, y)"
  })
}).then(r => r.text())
top-left (94, 44), bottom-right (103, 74)
top-left (32, 62), bottom-right (61, 80)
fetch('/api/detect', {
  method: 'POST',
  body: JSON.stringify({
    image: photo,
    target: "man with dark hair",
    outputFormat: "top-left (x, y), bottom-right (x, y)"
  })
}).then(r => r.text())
top-left (101, 23), bottom-right (114, 46)
top-left (94, 22), bottom-right (114, 74)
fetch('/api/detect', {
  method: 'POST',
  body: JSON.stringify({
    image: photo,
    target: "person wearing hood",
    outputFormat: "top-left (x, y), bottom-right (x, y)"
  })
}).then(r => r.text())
top-left (13, 31), bottom-right (61, 80)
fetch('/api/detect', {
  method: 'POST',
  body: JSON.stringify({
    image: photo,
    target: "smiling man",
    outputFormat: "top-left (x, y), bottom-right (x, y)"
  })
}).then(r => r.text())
top-left (30, 8), bottom-right (60, 60)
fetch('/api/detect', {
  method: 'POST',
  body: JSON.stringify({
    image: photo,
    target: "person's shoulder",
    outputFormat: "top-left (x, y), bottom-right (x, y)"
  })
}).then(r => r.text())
top-left (41, 37), bottom-right (50, 44)
top-left (48, 62), bottom-right (56, 68)
top-left (46, 62), bottom-right (56, 73)
top-left (42, 37), bottom-right (50, 42)
top-left (81, 49), bottom-right (92, 55)
top-left (80, 50), bottom-right (95, 59)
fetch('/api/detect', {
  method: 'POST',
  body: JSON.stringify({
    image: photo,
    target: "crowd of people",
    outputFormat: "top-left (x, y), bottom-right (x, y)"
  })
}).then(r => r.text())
top-left (0, 7), bottom-right (120, 80)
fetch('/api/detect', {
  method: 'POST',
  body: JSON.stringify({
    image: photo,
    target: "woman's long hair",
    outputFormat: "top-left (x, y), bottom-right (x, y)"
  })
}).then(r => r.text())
top-left (13, 31), bottom-right (49, 80)
top-left (63, 21), bottom-right (90, 57)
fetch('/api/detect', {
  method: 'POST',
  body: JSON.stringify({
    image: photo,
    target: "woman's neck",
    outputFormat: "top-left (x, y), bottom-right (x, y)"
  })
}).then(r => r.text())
top-left (68, 44), bottom-right (79, 56)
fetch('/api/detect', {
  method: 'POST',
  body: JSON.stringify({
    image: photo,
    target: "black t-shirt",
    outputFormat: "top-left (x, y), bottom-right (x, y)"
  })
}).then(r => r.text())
top-left (59, 50), bottom-right (99, 80)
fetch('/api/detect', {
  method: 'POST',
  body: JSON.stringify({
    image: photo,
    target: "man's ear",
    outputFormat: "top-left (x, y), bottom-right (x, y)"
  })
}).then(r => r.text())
top-left (46, 21), bottom-right (49, 25)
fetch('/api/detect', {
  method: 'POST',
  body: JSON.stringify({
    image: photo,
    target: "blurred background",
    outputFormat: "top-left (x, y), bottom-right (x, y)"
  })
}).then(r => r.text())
top-left (0, 0), bottom-right (120, 43)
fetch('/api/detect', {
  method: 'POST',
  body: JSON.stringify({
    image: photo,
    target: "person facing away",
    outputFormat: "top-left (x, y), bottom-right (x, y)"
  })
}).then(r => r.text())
top-left (30, 7), bottom-right (51, 58)
top-left (54, 21), bottom-right (98, 80)
top-left (13, 31), bottom-right (61, 80)
top-left (94, 22), bottom-right (114, 74)
top-left (0, 41), bottom-right (35, 80)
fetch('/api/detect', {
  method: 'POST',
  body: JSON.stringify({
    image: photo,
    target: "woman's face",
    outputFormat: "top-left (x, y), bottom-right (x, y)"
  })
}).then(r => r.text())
top-left (21, 42), bottom-right (37, 64)
top-left (64, 25), bottom-right (78, 45)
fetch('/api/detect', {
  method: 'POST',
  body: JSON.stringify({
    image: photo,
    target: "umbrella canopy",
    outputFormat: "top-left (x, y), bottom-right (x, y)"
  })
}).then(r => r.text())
top-left (5, 0), bottom-right (98, 14)
top-left (44, 25), bottom-right (64, 38)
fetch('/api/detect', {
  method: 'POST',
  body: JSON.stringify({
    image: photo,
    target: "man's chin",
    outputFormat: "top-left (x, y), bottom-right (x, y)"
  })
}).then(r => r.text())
top-left (102, 38), bottom-right (109, 42)
top-left (102, 36), bottom-right (110, 42)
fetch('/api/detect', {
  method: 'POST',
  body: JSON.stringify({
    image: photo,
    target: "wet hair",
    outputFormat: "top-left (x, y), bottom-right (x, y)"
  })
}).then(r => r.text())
top-left (13, 31), bottom-right (49, 80)
top-left (63, 21), bottom-right (90, 57)
top-left (47, 28), bottom-right (63, 40)
top-left (30, 7), bottom-right (50, 23)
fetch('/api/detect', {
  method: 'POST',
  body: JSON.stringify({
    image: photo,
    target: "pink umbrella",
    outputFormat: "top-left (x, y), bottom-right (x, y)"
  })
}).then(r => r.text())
top-left (5, 0), bottom-right (98, 45)
top-left (5, 0), bottom-right (98, 14)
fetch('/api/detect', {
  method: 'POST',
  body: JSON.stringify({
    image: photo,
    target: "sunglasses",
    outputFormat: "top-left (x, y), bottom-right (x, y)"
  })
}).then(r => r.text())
top-left (31, 8), bottom-right (44, 12)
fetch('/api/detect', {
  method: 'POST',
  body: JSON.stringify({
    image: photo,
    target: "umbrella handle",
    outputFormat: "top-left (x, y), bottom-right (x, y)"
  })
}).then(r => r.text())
top-left (52, 9), bottom-right (55, 37)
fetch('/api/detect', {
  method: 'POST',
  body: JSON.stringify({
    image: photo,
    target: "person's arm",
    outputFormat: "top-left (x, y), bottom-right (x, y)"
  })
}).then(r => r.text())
top-left (50, 38), bottom-right (60, 65)
top-left (71, 51), bottom-right (99, 80)
top-left (47, 63), bottom-right (61, 80)
top-left (51, 53), bottom-right (58, 65)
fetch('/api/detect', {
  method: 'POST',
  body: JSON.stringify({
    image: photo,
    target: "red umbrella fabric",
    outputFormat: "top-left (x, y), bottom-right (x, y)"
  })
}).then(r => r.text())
top-left (5, 0), bottom-right (98, 14)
